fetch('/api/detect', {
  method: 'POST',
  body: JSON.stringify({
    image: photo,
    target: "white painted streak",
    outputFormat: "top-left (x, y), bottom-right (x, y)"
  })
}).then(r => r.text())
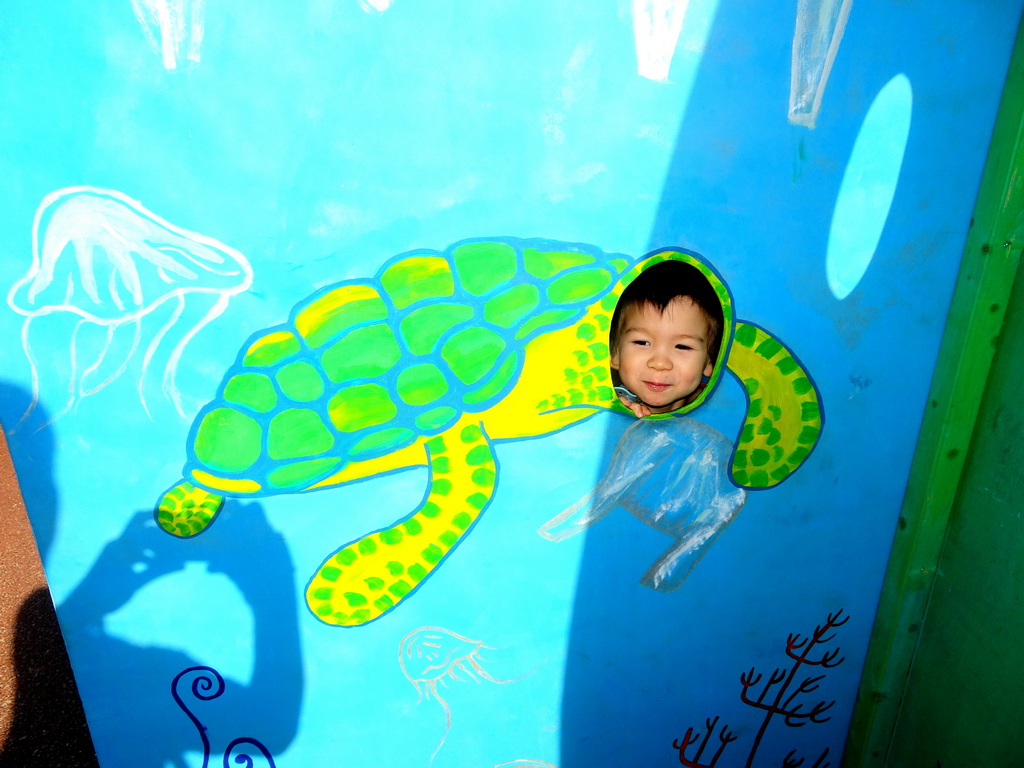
top-left (359, 0), bottom-right (393, 13)
top-left (633, 0), bottom-right (691, 82)
top-left (130, 0), bottom-right (205, 71)
top-left (539, 417), bottom-right (745, 591)
top-left (789, 0), bottom-right (853, 128)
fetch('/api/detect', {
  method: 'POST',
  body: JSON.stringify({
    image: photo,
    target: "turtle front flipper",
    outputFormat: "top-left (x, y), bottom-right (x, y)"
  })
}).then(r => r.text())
top-left (156, 481), bottom-right (225, 537)
top-left (306, 421), bottom-right (496, 627)
top-left (725, 322), bottom-right (823, 488)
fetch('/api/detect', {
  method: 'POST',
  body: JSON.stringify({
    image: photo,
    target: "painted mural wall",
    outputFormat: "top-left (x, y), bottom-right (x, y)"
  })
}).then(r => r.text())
top-left (0, 1), bottom-right (1019, 766)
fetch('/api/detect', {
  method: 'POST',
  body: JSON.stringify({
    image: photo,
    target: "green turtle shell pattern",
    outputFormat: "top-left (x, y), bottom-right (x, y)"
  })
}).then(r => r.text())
top-left (183, 237), bottom-right (633, 496)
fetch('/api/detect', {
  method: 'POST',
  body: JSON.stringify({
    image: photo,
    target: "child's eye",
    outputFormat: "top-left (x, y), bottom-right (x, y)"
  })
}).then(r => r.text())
top-left (676, 344), bottom-right (693, 350)
top-left (631, 340), bottom-right (650, 346)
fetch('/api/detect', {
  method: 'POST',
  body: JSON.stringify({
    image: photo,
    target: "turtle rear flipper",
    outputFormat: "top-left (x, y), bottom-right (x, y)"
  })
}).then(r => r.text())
top-left (305, 421), bottom-right (497, 627)
top-left (156, 481), bottom-right (225, 537)
top-left (726, 322), bottom-right (823, 488)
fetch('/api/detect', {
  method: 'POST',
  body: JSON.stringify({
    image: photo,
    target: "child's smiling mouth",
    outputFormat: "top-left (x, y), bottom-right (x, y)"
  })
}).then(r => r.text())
top-left (642, 381), bottom-right (671, 392)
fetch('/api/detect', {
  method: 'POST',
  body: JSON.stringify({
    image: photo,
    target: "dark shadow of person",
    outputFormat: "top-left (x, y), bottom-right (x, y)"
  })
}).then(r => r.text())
top-left (0, 381), bottom-right (98, 767)
top-left (1, 380), bottom-right (303, 767)
top-left (57, 502), bottom-right (304, 768)
top-left (0, 590), bottom-right (99, 767)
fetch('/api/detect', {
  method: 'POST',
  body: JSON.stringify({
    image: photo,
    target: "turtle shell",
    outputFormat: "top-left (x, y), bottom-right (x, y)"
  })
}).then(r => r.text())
top-left (183, 237), bottom-right (633, 496)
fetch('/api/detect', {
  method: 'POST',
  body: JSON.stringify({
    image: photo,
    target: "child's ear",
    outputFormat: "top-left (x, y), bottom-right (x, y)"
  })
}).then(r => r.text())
top-left (703, 357), bottom-right (714, 377)
top-left (609, 347), bottom-right (620, 370)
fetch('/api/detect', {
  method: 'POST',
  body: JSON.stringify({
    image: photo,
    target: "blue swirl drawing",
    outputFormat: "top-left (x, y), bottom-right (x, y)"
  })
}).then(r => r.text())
top-left (171, 666), bottom-right (277, 768)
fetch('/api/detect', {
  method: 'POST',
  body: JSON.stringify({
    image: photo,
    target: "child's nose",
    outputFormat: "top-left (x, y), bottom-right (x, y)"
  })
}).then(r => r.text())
top-left (649, 352), bottom-right (672, 370)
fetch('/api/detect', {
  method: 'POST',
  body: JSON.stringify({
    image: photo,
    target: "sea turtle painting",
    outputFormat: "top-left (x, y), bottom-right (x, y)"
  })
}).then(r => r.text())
top-left (155, 237), bottom-right (822, 627)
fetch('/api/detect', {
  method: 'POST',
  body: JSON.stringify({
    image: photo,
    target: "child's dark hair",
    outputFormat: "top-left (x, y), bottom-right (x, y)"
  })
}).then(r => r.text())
top-left (609, 259), bottom-right (725, 363)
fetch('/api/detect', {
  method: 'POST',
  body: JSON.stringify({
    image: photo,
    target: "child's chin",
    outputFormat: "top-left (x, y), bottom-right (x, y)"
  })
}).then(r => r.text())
top-left (646, 399), bottom-right (684, 413)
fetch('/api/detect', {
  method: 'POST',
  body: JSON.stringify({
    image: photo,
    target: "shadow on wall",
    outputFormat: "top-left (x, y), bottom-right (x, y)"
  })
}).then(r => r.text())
top-left (0, 382), bottom-right (97, 767)
top-left (57, 502), bottom-right (304, 768)
top-left (560, 4), bottom-right (842, 766)
top-left (0, 591), bottom-right (99, 767)
top-left (0, 383), bottom-right (305, 767)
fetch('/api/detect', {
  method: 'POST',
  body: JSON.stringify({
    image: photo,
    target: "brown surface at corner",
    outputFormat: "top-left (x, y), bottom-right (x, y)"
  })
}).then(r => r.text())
top-left (0, 424), bottom-right (98, 765)
top-left (0, 423), bottom-right (48, 745)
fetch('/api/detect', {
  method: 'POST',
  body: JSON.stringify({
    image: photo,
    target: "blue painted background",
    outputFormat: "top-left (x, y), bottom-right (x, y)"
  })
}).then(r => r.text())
top-left (1, 1), bottom-right (1019, 765)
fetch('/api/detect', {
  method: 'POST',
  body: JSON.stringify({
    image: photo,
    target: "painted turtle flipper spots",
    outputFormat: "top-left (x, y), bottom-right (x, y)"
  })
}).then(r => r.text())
top-left (305, 421), bottom-right (497, 627)
top-left (726, 322), bottom-right (823, 488)
top-left (155, 481), bottom-right (225, 537)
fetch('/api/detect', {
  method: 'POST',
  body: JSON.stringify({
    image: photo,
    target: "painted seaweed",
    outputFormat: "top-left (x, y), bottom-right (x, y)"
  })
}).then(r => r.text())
top-left (672, 609), bottom-right (848, 768)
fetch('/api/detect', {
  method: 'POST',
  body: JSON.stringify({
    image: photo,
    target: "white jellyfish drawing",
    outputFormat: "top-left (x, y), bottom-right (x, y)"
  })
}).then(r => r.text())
top-left (400, 627), bottom-right (517, 763)
top-left (539, 417), bottom-right (746, 591)
top-left (130, 0), bottom-right (205, 71)
top-left (6, 186), bottom-right (252, 425)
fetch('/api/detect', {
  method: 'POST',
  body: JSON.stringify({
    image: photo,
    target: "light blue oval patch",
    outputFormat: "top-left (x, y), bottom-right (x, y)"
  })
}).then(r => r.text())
top-left (827, 74), bottom-right (913, 300)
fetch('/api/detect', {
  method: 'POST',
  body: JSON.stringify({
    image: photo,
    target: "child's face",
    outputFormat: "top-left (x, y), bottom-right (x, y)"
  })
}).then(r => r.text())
top-left (610, 296), bottom-right (715, 414)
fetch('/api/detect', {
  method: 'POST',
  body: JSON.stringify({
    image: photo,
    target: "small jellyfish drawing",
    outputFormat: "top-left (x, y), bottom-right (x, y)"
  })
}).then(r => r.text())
top-left (6, 186), bottom-right (252, 425)
top-left (400, 626), bottom-right (515, 763)
top-left (539, 417), bottom-right (747, 591)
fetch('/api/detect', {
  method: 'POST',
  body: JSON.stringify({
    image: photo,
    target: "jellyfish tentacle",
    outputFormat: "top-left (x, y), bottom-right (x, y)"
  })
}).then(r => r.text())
top-left (106, 252), bottom-right (130, 312)
top-left (432, 693), bottom-right (451, 728)
top-left (69, 317), bottom-right (115, 398)
top-left (17, 316), bottom-right (43, 426)
top-left (80, 317), bottom-right (144, 397)
top-left (138, 290), bottom-right (188, 418)
top-left (427, 681), bottom-right (452, 766)
top-left (163, 288), bottom-right (239, 417)
top-left (48, 316), bottom-right (93, 422)
top-left (67, 317), bottom-right (87, 401)
top-left (466, 655), bottom-right (517, 685)
top-left (77, 321), bottom-right (120, 395)
top-left (28, 315), bottom-right (88, 430)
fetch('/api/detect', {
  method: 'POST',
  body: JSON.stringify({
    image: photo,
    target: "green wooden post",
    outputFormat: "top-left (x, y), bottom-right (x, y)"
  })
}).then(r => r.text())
top-left (843, 14), bottom-right (1024, 767)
